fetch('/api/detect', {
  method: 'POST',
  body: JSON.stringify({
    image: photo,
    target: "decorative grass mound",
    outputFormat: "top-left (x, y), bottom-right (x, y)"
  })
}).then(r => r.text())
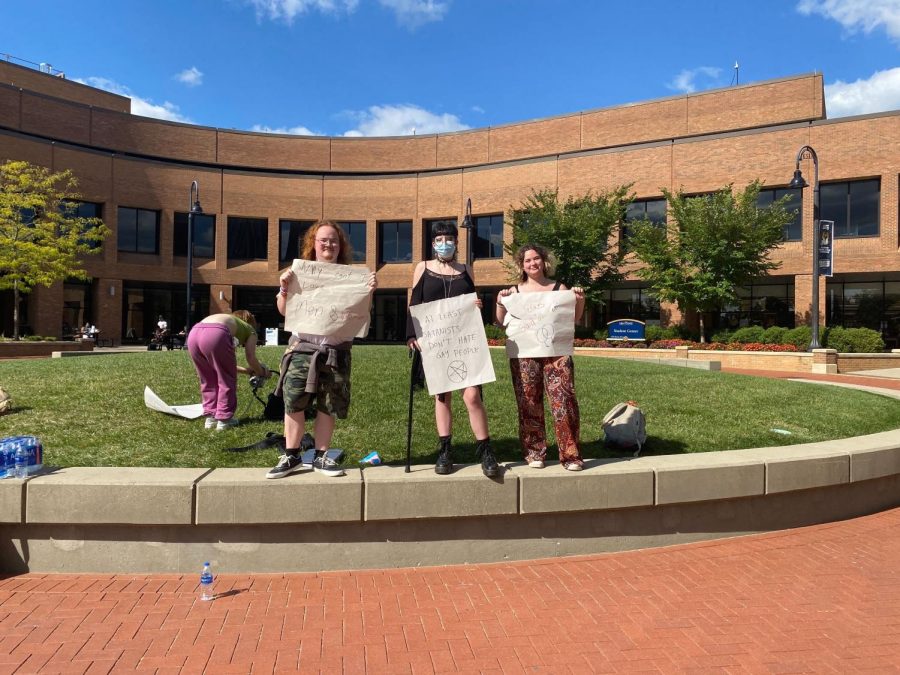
top-left (2, 345), bottom-right (900, 469)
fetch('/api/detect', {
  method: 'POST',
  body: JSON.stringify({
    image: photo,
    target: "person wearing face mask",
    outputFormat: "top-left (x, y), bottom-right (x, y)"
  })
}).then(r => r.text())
top-left (406, 221), bottom-right (499, 478)
top-left (267, 220), bottom-right (377, 479)
top-left (496, 244), bottom-right (586, 470)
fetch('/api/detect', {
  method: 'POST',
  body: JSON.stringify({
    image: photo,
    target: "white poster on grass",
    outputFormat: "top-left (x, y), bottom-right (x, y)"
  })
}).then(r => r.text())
top-left (284, 259), bottom-right (373, 338)
top-left (409, 293), bottom-right (496, 396)
top-left (500, 290), bottom-right (576, 358)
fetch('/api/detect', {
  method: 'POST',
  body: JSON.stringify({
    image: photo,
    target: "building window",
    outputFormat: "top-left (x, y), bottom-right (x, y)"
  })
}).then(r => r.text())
top-left (474, 214), bottom-right (504, 259)
top-left (339, 221), bottom-right (367, 263)
top-left (378, 220), bottom-right (412, 263)
top-left (174, 212), bottom-right (216, 258)
top-left (117, 207), bottom-right (159, 254)
top-left (423, 218), bottom-right (457, 260)
top-left (757, 188), bottom-right (802, 241)
top-left (370, 290), bottom-right (408, 342)
top-left (621, 198), bottom-right (666, 252)
top-left (605, 287), bottom-right (661, 324)
top-left (227, 216), bottom-right (268, 260)
top-left (720, 282), bottom-right (795, 330)
top-left (821, 179), bottom-right (880, 238)
top-left (65, 200), bottom-right (103, 249)
top-left (279, 220), bottom-right (314, 265)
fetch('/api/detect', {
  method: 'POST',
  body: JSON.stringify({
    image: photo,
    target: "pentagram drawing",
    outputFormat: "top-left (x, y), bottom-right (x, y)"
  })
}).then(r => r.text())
top-left (536, 324), bottom-right (555, 347)
top-left (447, 360), bottom-right (468, 383)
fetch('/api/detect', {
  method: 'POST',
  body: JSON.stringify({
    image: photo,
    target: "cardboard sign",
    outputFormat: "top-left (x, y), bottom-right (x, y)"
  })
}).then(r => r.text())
top-left (284, 259), bottom-right (373, 338)
top-left (500, 290), bottom-right (576, 358)
top-left (409, 293), bottom-right (496, 395)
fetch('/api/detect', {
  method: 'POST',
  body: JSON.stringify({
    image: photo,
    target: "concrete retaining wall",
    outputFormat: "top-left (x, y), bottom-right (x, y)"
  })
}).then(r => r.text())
top-left (0, 341), bottom-right (93, 358)
top-left (2, 430), bottom-right (899, 574)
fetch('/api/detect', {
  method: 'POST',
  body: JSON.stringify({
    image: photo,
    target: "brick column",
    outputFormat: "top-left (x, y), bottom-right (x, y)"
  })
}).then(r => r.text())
top-left (94, 279), bottom-right (123, 345)
top-left (794, 274), bottom-right (826, 329)
top-left (30, 282), bottom-right (63, 337)
top-left (211, 284), bottom-right (232, 314)
top-left (812, 348), bottom-right (837, 374)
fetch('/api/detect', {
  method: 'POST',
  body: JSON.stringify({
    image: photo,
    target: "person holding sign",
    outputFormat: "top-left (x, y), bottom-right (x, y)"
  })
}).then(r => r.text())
top-left (267, 221), bottom-right (377, 479)
top-left (406, 221), bottom-right (500, 478)
top-left (187, 310), bottom-right (271, 431)
top-left (496, 244), bottom-right (585, 470)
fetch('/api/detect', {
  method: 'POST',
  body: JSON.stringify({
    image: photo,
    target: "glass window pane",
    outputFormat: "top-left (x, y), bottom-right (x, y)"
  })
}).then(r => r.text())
top-left (397, 221), bottom-right (412, 262)
top-left (194, 214), bottom-right (215, 258)
top-left (279, 220), bottom-right (313, 264)
top-left (136, 210), bottom-right (158, 253)
top-left (339, 221), bottom-right (367, 263)
top-left (228, 217), bottom-right (268, 260)
top-left (117, 207), bottom-right (136, 252)
top-left (380, 222), bottom-right (397, 263)
top-left (821, 183), bottom-right (849, 236)
top-left (849, 179), bottom-right (879, 237)
top-left (645, 199), bottom-right (666, 225)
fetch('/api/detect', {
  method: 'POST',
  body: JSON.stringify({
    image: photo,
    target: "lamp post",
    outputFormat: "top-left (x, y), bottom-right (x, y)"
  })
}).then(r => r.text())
top-left (460, 197), bottom-right (474, 267)
top-left (789, 145), bottom-right (821, 350)
top-left (186, 180), bottom-right (202, 332)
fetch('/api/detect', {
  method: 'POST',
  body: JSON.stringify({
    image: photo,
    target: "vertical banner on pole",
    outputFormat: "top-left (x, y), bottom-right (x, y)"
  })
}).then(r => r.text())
top-left (818, 219), bottom-right (834, 277)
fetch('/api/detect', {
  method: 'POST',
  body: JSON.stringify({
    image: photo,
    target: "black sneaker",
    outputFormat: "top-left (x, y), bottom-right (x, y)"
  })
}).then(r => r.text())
top-left (476, 439), bottom-right (499, 478)
top-left (313, 450), bottom-right (345, 477)
top-left (435, 437), bottom-right (453, 475)
top-left (266, 453), bottom-right (303, 479)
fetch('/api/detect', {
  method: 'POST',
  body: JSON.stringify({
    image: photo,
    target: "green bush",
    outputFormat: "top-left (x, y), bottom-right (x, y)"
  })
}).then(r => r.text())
top-left (645, 325), bottom-right (681, 342)
top-left (762, 326), bottom-right (788, 345)
top-left (593, 328), bottom-right (608, 341)
top-left (731, 326), bottom-right (766, 344)
top-left (825, 326), bottom-right (884, 353)
top-left (483, 324), bottom-right (506, 340)
top-left (784, 325), bottom-right (813, 349)
top-left (710, 328), bottom-right (735, 343)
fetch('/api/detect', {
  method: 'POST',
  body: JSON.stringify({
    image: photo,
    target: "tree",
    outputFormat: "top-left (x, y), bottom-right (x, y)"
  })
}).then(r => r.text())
top-left (505, 187), bottom-right (628, 306)
top-left (627, 181), bottom-right (792, 342)
top-left (0, 160), bottom-right (108, 339)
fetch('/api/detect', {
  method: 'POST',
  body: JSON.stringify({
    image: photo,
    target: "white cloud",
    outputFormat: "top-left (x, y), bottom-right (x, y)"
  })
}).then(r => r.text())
top-left (667, 66), bottom-right (723, 94)
top-left (246, 0), bottom-right (359, 23)
top-left (377, 0), bottom-right (449, 28)
top-left (825, 66), bottom-right (900, 116)
top-left (471, 105), bottom-right (485, 114)
top-left (250, 123), bottom-right (319, 135)
top-left (797, 0), bottom-right (900, 41)
top-left (175, 66), bottom-right (203, 87)
top-left (341, 104), bottom-right (469, 136)
top-left (74, 77), bottom-right (192, 123)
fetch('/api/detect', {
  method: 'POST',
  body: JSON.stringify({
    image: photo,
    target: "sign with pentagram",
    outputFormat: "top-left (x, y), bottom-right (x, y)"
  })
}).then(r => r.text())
top-left (447, 360), bottom-right (468, 382)
top-left (409, 293), bottom-right (496, 395)
top-left (501, 290), bottom-right (576, 358)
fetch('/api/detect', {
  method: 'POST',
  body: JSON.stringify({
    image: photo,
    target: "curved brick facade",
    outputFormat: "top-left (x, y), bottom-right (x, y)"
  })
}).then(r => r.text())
top-left (1, 60), bottom-right (898, 346)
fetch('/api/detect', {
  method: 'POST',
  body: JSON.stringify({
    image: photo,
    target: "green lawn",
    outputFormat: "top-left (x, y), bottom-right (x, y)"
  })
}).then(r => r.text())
top-left (2, 345), bottom-right (899, 469)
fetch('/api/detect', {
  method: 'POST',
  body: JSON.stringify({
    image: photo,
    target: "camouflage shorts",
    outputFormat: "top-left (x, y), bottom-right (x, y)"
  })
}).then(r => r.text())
top-left (282, 350), bottom-right (352, 419)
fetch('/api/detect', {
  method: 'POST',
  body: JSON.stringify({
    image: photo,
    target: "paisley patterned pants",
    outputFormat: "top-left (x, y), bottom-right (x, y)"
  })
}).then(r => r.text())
top-left (509, 356), bottom-right (582, 465)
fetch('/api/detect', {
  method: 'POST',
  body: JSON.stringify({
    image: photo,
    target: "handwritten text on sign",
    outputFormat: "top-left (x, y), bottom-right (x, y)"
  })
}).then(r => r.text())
top-left (409, 293), bottom-right (496, 395)
top-left (284, 259), bottom-right (373, 338)
top-left (500, 290), bottom-right (576, 358)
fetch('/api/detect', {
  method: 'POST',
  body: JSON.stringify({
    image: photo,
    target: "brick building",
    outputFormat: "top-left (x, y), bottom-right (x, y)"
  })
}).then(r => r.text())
top-left (1, 61), bottom-right (898, 345)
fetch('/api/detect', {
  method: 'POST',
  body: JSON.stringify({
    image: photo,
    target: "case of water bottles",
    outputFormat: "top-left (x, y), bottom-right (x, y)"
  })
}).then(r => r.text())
top-left (0, 435), bottom-right (43, 478)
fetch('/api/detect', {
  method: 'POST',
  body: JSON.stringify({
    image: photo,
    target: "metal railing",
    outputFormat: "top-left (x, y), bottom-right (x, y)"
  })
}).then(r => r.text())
top-left (1, 52), bottom-right (65, 78)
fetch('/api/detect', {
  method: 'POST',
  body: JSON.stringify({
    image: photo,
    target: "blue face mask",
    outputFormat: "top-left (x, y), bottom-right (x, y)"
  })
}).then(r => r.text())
top-left (433, 241), bottom-right (456, 259)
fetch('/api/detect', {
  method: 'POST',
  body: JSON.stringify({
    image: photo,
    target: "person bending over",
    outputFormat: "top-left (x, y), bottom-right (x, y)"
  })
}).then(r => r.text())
top-left (187, 310), bottom-right (270, 431)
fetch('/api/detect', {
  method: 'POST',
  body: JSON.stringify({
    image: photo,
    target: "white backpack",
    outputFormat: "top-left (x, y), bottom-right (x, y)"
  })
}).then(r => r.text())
top-left (602, 401), bottom-right (646, 457)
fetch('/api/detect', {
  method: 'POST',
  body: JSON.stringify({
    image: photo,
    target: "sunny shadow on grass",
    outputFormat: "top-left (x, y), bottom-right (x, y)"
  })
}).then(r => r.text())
top-left (2, 345), bottom-right (900, 470)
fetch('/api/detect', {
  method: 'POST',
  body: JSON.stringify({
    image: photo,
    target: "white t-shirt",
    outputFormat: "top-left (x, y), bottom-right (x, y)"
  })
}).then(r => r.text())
top-left (158, 320), bottom-right (168, 330)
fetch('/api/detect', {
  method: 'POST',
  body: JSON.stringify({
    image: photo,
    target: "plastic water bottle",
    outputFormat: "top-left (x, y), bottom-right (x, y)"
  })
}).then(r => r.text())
top-left (13, 441), bottom-right (28, 480)
top-left (199, 562), bottom-right (214, 601)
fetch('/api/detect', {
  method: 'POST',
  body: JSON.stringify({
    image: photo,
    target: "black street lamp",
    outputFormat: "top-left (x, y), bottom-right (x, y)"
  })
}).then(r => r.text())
top-left (459, 197), bottom-right (474, 267)
top-left (186, 180), bottom-right (202, 332)
top-left (789, 145), bottom-right (821, 350)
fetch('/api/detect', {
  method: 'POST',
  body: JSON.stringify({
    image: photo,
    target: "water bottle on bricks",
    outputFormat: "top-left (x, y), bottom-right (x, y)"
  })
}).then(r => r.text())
top-left (199, 562), bottom-right (214, 601)
top-left (13, 441), bottom-right (28, 480)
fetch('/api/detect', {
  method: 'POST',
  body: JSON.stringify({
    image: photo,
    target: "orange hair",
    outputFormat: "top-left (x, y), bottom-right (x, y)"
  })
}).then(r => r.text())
top-left (299, 220), bottom-right (352, 265)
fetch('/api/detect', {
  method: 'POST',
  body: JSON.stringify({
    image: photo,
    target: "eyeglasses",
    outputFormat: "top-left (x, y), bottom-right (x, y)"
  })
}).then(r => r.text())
top-left (315, 238), bottom-right (339, 246)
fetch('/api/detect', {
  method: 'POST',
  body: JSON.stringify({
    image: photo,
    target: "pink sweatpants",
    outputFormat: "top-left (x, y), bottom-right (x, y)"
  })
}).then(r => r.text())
top-left (187, 323), bottom-right (237, 421)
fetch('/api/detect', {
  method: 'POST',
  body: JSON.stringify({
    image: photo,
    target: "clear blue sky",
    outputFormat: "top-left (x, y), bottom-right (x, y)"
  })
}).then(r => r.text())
top-left (2, 0), bottom-right (898, 136)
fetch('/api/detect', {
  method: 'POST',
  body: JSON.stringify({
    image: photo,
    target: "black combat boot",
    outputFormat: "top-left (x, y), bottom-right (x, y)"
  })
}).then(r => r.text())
top-left (434, 435), bottom-right (453, 475)
top-left (475, 438), bottom-right (499, 478)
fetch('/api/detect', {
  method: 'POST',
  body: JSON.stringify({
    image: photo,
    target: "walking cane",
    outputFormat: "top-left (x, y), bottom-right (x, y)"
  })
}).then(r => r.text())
top-left (405, 348), bottom-right (420, 473)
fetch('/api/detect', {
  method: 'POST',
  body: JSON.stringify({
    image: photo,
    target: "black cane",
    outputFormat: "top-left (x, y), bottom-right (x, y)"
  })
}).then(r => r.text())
top-left (405, 348), bottom-right (419, 472)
